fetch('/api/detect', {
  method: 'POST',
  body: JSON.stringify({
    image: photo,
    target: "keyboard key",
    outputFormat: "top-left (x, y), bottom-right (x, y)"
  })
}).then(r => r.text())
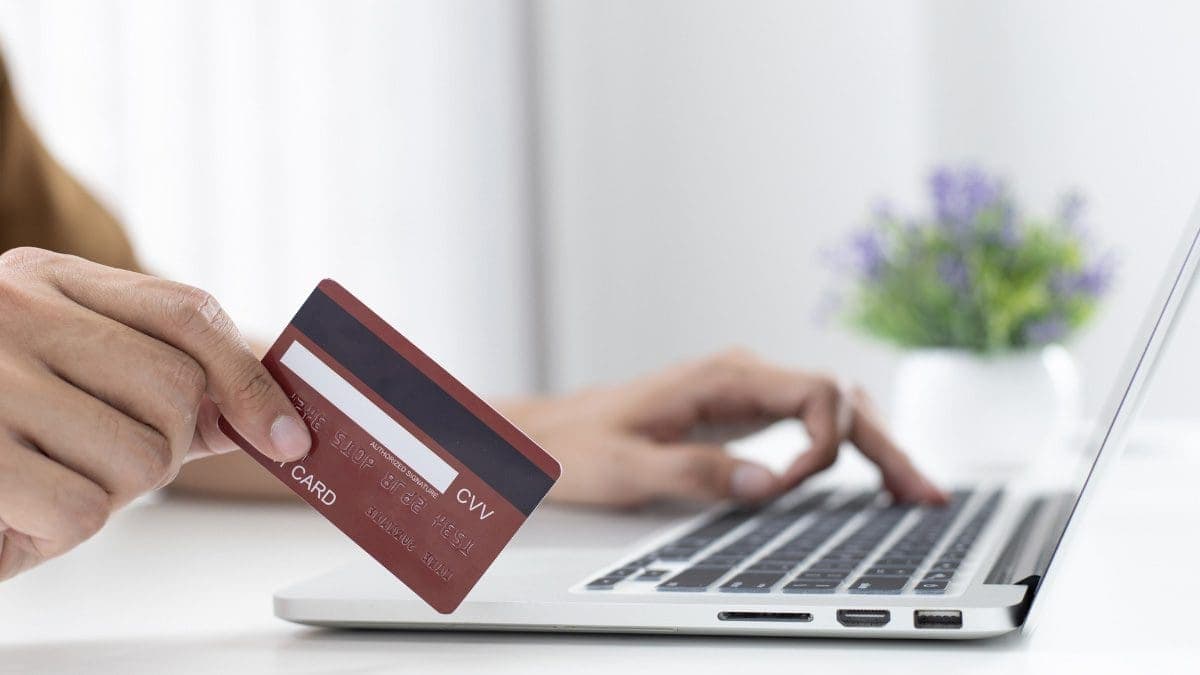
top-left (795, 571), bottom-right (847, 580)
top-left (818, 551), bottom-right (862, 561)
top-left (609, 567), bottom-right (640, 577)
top-left (656, 548), bottom-right (699, 561)
top-left (586, 576), bottom-right (624, 589)
top-left (876, 558), bottom-right (924, 566)
top-left (634, 568), bottom-right (669, 581)
top-left (863, 567), bottom-right (915, 576)
top-left (720, 572), bottom-right (785, 592)
top-left (809, 558), bottom-right (860, 570)
top-left (698, 554), bottom-right (745, 566)
top-left (782, 579), bottom-right (840, 593)
top-left (746, 560), bottom-right (796, 572)
top-left (848, 575), bottom-right (909, 594)
top-left (914, 580), bottom-right (949, 594)
top-left (718, 545), bottom-right (757, 554)
top-left (759, 555), bottom-right (806, 565)
top-left (658, 567), bottom-right (730, 591)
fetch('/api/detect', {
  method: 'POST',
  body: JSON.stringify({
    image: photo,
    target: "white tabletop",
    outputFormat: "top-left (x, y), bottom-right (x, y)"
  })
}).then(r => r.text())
top-left (2, 422), bottom-right (1199, 674)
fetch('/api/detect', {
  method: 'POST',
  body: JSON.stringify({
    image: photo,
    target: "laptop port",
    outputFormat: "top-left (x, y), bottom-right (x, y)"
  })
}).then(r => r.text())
top-left (914, 610), bottom-right (963, 629)
top-left (836, 609), bottom-right (891, 627)
top-left (717, 611), bottom-right (813, 623)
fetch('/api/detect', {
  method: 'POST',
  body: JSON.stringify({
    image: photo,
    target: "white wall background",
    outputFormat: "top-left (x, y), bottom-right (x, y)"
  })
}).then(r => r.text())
top-left (535, 0), bottom-right (1200, 420)
top-left (535, 0), bottom-right (934, 399)
top-left (3, 1), bottom-right (1200, 420)
top-left (0, 0), bottom-right (538, 396)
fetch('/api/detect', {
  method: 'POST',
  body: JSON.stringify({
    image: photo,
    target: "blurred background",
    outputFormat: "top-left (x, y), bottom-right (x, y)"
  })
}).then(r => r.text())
top-left (2, 0), bottom-right (1199, 430)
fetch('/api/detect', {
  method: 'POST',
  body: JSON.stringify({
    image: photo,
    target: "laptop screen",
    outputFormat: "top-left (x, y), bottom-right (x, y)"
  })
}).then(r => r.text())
top-left (1029, 201), bottom-right (1200, 614)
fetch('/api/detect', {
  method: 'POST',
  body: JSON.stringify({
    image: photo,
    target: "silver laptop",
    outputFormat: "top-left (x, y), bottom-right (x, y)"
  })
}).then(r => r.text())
top-left (274, 206), bottom-right (1200, 639)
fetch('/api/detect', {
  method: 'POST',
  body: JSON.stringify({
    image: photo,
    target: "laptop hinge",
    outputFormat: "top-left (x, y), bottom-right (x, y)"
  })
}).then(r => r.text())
top-left (984, 492), bottom-right (1074, 621)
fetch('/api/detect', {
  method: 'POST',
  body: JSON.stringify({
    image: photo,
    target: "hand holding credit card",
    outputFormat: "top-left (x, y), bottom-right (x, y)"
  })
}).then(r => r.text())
top-left (219, 280), bottom-right (560, 613)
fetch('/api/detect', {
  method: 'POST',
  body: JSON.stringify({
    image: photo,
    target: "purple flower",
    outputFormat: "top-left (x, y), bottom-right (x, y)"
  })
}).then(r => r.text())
top-left (938, 255), bottom-right (971, 294)
top-left (929, 166), bottom-right (1005, 232)
top-left (1024, 315), bottom-right (1068, 346)
top-left (1052, 254), bottom-right (1115, 299)
top-left (1075, 260), bottom-right (1113, 297)
top-left (848, 229), bottom-right (887, 280)
top-left (997, 202), bottom-right (1020, 246)
top-left (1058, 190), bottom-right (1086, 229)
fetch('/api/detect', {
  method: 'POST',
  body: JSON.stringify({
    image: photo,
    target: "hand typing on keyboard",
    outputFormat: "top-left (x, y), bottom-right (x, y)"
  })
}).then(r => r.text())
top-left (499, 349), bottom-right (947, 508)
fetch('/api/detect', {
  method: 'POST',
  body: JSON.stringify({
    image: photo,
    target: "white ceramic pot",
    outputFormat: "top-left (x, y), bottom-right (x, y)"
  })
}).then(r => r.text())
top-left (890, 345), bottom-right (1081, 479)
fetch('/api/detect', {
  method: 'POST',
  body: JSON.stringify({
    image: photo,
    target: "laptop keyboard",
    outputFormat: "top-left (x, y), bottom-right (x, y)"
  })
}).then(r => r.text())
top-left (722, 491), bottom-right (873, 593)
top-left (783, 495), bottom-right (916, 594)
top-left (911, 489), bottom-right (1003, 594)
top-left (658, 491), bottom-right (841, 591)
top-left (585, 488), bottom-right (1002, 596)
top-left (843, 489), bottom-right (978, 595)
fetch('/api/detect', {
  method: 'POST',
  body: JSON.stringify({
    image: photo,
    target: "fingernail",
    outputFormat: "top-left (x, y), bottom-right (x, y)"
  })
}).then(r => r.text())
top-left (270, 416), bottom-right (312, 461)
top-left (731, 464), bottom-right (775, 500)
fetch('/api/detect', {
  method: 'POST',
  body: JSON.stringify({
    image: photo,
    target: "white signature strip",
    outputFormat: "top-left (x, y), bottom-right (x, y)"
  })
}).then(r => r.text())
top-left (279, 340), bottom-right (459, 492)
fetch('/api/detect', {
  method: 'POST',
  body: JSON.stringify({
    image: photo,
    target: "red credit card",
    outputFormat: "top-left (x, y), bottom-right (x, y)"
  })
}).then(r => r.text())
top-left (218, 279), bottom-right (560, 613)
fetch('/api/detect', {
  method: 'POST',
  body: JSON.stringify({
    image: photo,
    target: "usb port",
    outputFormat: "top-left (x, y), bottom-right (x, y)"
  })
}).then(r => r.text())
top-left (836, 609), bottom-right (891, 627)
top-left (914, 610), bottom-right (963, 629)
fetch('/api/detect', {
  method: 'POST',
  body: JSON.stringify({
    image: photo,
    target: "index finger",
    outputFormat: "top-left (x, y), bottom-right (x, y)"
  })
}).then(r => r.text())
top-left (840, 386), bottom-right (947, 504)
top-left (43, 253), bottom-right (310, 463)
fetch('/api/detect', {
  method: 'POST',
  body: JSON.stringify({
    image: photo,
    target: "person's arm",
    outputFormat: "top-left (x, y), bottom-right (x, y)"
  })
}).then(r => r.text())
top-left (498, 350), bottom-right (944, 507)
top-left (0, 49), bottom-right (943, 513)
top-left (0, 52), bottom-right (315, 581)
top-left (171, 352), bottom-right (946, 506)
top-left (0, 51), bottom-right (293, 502)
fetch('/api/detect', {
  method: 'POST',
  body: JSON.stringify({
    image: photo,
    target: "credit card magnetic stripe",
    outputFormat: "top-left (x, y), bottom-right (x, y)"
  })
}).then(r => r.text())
top-left (290, 288), bottom-right (555, 515)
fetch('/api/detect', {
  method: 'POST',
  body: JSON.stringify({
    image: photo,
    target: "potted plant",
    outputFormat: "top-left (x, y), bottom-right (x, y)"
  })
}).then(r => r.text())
top-left (830, 166), bottom-right (1114, 476)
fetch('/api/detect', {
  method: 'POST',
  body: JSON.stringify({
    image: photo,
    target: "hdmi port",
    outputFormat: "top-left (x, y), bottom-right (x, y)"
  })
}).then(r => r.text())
top-left (836, 609), bottom-right (891, 627)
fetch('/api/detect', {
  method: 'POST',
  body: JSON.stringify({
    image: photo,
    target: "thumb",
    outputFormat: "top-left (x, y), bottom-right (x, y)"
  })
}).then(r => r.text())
top-left (637, 442), bottom-right (779, 502)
